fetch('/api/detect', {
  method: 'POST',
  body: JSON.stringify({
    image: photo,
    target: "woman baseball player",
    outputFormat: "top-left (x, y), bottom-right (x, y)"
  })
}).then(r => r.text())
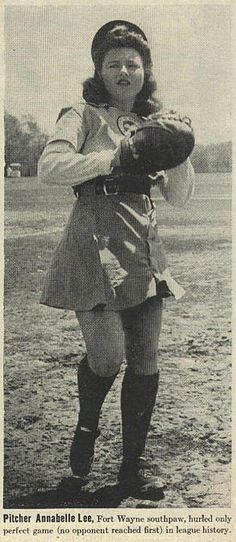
top-left (38, 20), bottom-right (195, 499)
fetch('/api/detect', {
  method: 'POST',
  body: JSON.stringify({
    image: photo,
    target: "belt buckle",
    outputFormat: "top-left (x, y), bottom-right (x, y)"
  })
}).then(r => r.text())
top-left (103, 177), bottom-right (119, 196)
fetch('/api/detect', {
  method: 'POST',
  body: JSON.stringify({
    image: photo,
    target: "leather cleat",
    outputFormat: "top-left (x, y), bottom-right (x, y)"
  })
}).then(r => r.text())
top-left (70, 426), bottom-right (100, 477)
top-left (118, 457), bottom-right (166, 500)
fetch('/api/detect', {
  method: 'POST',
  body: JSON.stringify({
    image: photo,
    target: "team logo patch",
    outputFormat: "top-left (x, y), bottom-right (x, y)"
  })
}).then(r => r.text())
top-left (117, 115), bottom-right (141, 137)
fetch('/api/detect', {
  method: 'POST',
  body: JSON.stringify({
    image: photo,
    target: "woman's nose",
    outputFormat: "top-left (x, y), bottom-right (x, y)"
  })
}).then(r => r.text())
top-left (120, 64), bottom-right (129, 76)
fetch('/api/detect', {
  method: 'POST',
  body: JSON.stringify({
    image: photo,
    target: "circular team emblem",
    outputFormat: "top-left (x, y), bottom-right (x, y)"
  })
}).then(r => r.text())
top-left (117, 115), bottom-right (141, 137)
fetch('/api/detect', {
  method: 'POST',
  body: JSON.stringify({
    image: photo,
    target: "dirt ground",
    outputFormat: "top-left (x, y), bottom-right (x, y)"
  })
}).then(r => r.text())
top-left (4, 173), bottom-right (231, 508)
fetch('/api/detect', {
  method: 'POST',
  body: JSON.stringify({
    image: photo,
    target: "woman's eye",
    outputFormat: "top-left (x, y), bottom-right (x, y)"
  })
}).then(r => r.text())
top-left (128, 64), bottom-right (140, 71)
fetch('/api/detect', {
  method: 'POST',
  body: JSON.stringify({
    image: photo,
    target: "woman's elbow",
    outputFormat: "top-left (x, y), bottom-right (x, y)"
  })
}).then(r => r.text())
top-left (37, 153), bottom-right (56, 184)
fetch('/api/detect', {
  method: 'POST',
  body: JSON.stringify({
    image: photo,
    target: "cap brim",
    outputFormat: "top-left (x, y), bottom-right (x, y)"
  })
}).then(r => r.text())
top-left (91, 20), bottom-right (147, 62)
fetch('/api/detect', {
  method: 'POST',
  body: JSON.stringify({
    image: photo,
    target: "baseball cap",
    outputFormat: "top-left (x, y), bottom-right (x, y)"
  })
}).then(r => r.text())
top-left (91, 20), bottom-right (148, 62)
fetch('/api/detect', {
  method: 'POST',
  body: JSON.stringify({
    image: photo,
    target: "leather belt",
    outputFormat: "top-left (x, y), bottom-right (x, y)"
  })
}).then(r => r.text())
top-left (73, 174), bottom-right (151, 197)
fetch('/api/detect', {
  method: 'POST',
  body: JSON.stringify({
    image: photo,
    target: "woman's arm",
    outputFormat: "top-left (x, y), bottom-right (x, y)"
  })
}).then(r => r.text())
top-left (38, 107), bottom-right (119, 186)
top-left (38, 140), bottom-right (118, 186)
top-left (158, 158), bottom-right (195, 207)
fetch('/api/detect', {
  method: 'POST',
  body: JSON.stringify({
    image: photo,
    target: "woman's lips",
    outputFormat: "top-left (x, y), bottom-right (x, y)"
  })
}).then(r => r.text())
top-left (117, 79), bottom-right (130, 85)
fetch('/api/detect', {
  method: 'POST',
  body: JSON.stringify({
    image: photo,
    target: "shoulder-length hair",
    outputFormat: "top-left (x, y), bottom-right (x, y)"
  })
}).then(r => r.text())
top-left (83, 26), bottom-right (162, 116)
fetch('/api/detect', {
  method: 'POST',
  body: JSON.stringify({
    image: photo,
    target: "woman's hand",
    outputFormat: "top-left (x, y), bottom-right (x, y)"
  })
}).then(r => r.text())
top-left (111, 138), bottom-right (140, 170)
top-left (147, 110), bottom-right (192, 127)
top-left (111, 145), bottom-right (122, 169)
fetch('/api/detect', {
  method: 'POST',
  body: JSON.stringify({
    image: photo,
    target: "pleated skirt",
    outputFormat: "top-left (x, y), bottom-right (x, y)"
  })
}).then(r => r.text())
top-left (40, 192), bottom-right (183, 311)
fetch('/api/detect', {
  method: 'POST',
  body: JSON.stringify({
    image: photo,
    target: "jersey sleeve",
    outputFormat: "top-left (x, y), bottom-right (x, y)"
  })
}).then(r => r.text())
top-left (48, 106), bottom-right (87, 151)
top-left (38, 106), bottom-right (118, 186)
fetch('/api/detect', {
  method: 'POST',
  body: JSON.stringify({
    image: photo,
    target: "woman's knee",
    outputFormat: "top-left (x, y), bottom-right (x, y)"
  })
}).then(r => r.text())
top-left (76, 309), bottom-right (124, 377)
top-left (88, 353), bottom-right (122, 377)
top-left (127, 354), bottom-right (159, 375)
top-left (86, 337), bottom-right (124, 376)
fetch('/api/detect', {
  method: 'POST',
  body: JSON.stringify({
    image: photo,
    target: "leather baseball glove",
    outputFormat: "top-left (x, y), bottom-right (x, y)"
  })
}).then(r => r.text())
top-left (119, 112), bottom-right (195, 173)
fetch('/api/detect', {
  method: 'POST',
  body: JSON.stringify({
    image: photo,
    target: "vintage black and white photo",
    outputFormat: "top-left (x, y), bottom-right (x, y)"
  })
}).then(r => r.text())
top-left (3, 0), bottom-right (232, 523)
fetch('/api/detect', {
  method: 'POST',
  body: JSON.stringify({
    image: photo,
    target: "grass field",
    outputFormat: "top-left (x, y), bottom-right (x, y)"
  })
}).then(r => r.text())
top-left (4, 173), bottom-right (231, 508)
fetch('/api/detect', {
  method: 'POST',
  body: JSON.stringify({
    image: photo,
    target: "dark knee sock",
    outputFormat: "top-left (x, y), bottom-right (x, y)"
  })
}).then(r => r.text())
top-left (121, 367), bottom-right (159, 463)
top-left (78, 356), bottom-right (118, 432)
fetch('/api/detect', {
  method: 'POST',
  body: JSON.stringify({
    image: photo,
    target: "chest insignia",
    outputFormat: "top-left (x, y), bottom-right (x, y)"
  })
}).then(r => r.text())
top-left (117, 115), bottom-right (141, 137)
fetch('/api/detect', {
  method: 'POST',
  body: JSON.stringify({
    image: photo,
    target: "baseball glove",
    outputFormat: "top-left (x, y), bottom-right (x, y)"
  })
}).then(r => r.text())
top-left (119, 112), bottom-right (195, 173)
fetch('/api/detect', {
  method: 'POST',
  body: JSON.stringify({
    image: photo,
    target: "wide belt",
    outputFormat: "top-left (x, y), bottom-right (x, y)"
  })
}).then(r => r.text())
top-left (73, 174), bottom-right (151, 197)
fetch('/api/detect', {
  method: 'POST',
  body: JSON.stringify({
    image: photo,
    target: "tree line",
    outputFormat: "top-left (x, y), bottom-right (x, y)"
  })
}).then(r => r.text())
top-left (4, 111), bottom-right (49, 176)
top-left (4, 111), bottom-right (232, 176)
top-left (190, 141), bottom-right (232, 173)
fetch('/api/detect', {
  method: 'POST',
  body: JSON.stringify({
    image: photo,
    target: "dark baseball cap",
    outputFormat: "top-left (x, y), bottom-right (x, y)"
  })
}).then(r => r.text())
top-left (91, 20), bottom-right (148, 62)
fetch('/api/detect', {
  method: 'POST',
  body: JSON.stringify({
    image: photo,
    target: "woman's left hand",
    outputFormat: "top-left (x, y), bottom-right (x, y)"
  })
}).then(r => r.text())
top-left (147, 110), bottom-right (192, 127)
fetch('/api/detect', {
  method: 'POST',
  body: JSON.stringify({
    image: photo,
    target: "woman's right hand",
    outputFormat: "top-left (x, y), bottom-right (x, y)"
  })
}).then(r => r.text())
top-left (111, 145), bottom-right (122, 169)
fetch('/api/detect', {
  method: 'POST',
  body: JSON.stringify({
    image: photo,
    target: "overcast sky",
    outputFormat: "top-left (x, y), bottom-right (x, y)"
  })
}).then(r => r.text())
top-left (4, 2), bottom-right (231, 144)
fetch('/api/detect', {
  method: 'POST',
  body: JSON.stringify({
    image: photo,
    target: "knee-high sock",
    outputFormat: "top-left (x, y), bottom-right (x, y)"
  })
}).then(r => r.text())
top-left (78, 356), bottom-right (118, 432)
top-left (121, 368), bottom-right (159, 464)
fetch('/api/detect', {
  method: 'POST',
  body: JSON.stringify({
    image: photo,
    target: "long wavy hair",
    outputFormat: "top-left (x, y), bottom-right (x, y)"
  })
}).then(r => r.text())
top-left (83, 25), bottom-right (162, 116)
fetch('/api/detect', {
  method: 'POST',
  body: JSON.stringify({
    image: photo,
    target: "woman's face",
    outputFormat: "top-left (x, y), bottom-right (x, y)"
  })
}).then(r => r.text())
top-left (100, 47), bottom-right (145, 106)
